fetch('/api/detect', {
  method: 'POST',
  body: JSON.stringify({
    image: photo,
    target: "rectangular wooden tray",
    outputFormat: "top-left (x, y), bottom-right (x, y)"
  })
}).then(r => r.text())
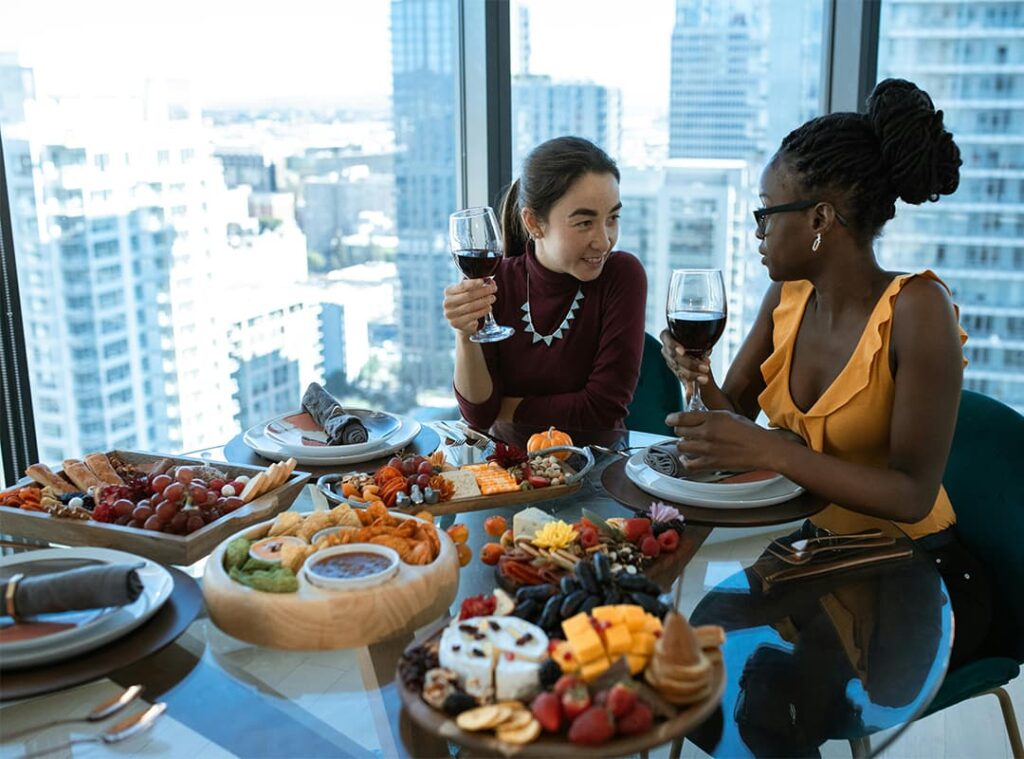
top-left (0, 450), bottom-right (310, 566)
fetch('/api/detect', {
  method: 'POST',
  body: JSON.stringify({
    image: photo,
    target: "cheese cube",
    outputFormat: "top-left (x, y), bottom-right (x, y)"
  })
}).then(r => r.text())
top-left (580, 655), bottom-right (611, 683)
top-left (550, 640), bottom-right (579, 673)
top-left (561, 612), bottom-right (593, 639)
top-left (591, 605), bottom-right (623, 624)
top-left (642, 615), bottom-right (663, 634)
top-left (621, 605), bottom-right (647, 633)
top-left (626, 655), bottom-right (648, 675)
top-left (603, 623), bottom-right (632, 656)
top-left (630, 632), bottom-right (656, 657)
top-left (568, 628), bottom-right (605, 664)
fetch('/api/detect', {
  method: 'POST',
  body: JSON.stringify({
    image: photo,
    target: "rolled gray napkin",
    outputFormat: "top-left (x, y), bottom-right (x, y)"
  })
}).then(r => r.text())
top-left (301, 382), bottom-right (369, 445)
top-left (3, 563), bottom-right (144, 619)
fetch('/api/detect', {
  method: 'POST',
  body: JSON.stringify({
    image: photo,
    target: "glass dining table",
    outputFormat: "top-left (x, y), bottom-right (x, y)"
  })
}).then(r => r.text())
top-left (0, 428), bottom-right (952, 759)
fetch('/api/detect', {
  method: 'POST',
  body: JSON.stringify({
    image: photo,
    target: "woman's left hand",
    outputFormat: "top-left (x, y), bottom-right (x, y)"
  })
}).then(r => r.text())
top-left (665, 410), bottom-right (774, 472)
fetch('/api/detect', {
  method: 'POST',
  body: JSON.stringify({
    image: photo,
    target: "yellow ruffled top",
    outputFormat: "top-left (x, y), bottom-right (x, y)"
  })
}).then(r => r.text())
top-left (758, 271), bottom-right (967, 539)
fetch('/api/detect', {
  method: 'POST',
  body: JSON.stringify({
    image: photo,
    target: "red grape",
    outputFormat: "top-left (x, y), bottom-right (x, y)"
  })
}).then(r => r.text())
top-left (130, 518), bottom-right (146, 529)
top-left (189, 484), bottom-right (209, 504)
top-left (114, 514), bottom-right (132, 526)
top-left (222, 496), bottom-right (244, 513)
top-left (170, 511), bottom-right (188, 531)
top-left (185, 515), bottom-right (204, 533)
top-left (416, 474), bottom-right (430, 489)
top-left (417, 461), bottom-right (433, 475)
top-left (176, 467), bottom-right (194, 484)
top-left (163, 482), bottom-right (185, 502)
top-left (400, 457), bottom-right (417, 475)
top-left (387, 457), bottom-right (402, 470)
top-left (208, 478), bottom-right (226, 492)
top-left (132, 505), bottom-right (153, 522)
top-left (191, 478), bottom-right (207, 489)
top-left (113, 498), bottom-right (136, 517)
top-left (150, 474), bottom-right (172, 493)
top-left (143, 515), bottom-right (164, 531)
top-left (155, 501), bottom-right (178, 520)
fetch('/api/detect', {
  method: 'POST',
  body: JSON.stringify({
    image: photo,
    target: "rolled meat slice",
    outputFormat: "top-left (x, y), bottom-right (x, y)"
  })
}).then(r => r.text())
top-left (301, 383), bottom-right (369, 446)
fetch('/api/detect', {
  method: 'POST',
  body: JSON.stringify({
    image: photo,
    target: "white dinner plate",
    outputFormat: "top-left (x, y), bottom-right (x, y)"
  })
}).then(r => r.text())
top-left (625, 452), bottom-right (804, 509)
top-left (0, 547), bottom-right (174, 670)
top-left (263, 408), bottom-right (402, 457)
top-left (638, 440), bottom-right (785, 496)
top-left (243, 415), bottom-right (422, 466)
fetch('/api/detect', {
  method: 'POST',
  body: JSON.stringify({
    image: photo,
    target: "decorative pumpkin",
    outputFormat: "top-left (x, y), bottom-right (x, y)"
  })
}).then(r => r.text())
top-left (527, 427), bottom-right (573, 460)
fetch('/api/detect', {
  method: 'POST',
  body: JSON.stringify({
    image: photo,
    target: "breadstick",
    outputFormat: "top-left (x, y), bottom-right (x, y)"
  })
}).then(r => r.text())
top-left (62, 459), bottom-right (104, 491)
top-left (25, 463), bottom-right (77, 495)
top-left (83, 453), bottom-right (124, 485)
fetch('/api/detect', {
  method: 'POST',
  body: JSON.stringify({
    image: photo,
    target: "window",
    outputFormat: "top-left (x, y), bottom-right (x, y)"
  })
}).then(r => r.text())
top-left (511, 0), bottom-right (825, 375)
top-left (1, 0), bottom-right (456, 458)
top-left (878, 0), bottom-right (1024, 414)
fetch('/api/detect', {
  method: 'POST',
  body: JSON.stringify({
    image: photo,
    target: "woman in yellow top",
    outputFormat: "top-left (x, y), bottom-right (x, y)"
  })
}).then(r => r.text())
top-left (661, 79), bottom-right (992, 667)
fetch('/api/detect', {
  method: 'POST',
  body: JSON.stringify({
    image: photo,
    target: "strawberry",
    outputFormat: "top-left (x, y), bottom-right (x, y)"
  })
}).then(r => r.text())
top-left (606, 681), bottom-right (638, 718)
top-left (561, 684), bottom-right (592, 721)
top-left (616, 701), bottom-right (654, 736)
top-left (640, 534), bottom-right (662, 558)
top-left (579, 527), bottom-right (599, 548)
top-left (567, 706), bottom-right (615, 746)
top-left (530, 692), bottom-right (562, 733)
top-left (623, 517), bottom-right (651, 543)
top-left (657, 529), bottom-right (680, 552)
top-left (527, 475), bottom-right (550, 488)
top-left (554, 674), bottom-right (582, 698)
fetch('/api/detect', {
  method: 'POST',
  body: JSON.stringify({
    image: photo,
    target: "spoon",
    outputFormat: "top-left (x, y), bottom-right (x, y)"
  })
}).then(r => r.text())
top-left (4, 684), bottom-right (144, 741)
top-left (19, 702), bottom-right (166, 759)
top-left (787, 529), bottom-right (885, 554)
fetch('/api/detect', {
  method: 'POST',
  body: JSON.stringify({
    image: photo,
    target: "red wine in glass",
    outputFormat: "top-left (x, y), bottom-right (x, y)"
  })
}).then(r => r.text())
top-left (667, 310), bottom-right (727, 357)
top-left (449, 207), bottom-right (514, 343)
top-left (454, 248), bottom-right (502, 280)
top-left (666, 269), bottom-right (727, 411)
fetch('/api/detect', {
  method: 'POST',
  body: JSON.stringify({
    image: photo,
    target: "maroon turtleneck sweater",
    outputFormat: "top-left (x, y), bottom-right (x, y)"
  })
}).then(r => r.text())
top-left (454, 248), bottom-right (647, 434)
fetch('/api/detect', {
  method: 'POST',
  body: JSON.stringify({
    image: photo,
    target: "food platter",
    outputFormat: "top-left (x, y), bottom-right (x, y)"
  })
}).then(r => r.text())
top-left (316, 445), bottom-right (595, 518)
top-left (397, 608), bottom-right (726, 757)
top-left (0, 451), bottom-right (309, 566)
top-left (202, 511), bottom-right (459, 650)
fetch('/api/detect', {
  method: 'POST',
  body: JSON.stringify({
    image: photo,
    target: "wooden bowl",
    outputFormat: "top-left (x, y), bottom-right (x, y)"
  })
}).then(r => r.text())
top-left (203, 515), bottom-right (459, 650)
top-left (397, 619), bottom-right (725, 758)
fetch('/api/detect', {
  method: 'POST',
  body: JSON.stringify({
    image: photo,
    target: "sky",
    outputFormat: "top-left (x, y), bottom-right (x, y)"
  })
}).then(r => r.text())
top-left (1, 0), bottom-right (675, 114)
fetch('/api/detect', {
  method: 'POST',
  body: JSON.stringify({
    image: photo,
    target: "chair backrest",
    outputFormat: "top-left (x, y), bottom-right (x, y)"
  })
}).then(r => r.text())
top-left (625, 332), bottom-right (684, 436)
top-left (942, 389), bottom-right (1024, 660)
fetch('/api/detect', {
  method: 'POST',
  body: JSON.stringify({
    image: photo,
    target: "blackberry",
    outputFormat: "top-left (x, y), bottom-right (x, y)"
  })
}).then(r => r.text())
top-left (539, 658), bottom-right (562, 689)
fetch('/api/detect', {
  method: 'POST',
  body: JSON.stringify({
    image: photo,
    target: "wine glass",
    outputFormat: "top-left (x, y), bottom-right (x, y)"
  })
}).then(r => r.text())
top-left (448, 207), bottom-right (515, 343)
top-left (666, 269), bottom-right (727, 411)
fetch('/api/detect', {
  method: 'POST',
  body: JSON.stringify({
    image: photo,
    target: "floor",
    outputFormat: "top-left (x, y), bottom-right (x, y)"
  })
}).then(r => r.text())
top-left (663, 531), bottom-right (1023, 759)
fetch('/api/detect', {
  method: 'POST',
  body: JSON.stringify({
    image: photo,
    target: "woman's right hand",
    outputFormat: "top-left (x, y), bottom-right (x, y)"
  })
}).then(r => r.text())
top-left (443, 279), bottom-right (497, 337)
top-left (660, 329), bottom-right (715, 387)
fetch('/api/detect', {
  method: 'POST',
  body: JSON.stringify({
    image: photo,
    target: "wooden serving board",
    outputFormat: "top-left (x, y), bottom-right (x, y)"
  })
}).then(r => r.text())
top-left (0, 450), bottom-right (309, 566)
top-left (398, 619), bottom-right (726, 758)
top-left (203, 516), bottom-right (460, 650)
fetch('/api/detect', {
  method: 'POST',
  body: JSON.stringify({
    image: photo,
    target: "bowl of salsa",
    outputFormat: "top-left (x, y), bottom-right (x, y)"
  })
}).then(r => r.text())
top-left (304, 544), bottom-right (400, 590)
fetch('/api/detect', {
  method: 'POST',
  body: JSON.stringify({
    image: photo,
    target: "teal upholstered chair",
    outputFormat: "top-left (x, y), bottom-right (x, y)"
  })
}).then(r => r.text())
top-left (920, 390), bottom-right (1024, 755)
top-left (625, 332), bottom-right (684, 436)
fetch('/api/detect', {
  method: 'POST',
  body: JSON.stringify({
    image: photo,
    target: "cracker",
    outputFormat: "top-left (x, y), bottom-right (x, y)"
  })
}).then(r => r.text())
top-left (455, 705), bottom-right (512, 732)
top-left (240, 472), bottom-right (267, 502)
top-left (497, 709), bottom-right (533, 731)
top-left (496, 717), bottom-right (541, 745)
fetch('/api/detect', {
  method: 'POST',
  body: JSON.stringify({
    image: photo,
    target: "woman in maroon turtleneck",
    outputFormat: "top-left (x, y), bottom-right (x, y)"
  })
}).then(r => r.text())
top-left (443, 137), bottom-right (648, 445)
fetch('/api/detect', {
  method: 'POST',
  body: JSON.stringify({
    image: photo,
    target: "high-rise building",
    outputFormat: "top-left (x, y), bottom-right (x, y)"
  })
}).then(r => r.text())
top-left (669, 0), bottom-right (769, 160)
top-left (877, 0), bottom-right (1024, 414)
top-left (390, 0), bottom-right (458, 391)
top-left (619, 160), bottom-right (753, 376)
top-left (512, 76), bottom-right (622, 170)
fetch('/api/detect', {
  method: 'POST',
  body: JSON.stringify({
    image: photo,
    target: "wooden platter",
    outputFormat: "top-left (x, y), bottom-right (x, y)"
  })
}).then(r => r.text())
top-left (0, 451), bottom-right (309, 566)
top-left (316, 445), bottom-right (596, 517)
top-left (202, 516), bottom-right (460, 650)
top-left (397, 617), bottom-right (726, 758)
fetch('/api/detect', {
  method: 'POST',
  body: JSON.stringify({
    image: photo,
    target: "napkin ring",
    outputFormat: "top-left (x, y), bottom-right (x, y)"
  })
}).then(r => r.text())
top-left (5, 572), bottom-right (24, 621)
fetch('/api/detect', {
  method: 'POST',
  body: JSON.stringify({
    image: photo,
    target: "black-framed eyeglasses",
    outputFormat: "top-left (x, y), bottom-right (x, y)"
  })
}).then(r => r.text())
top-left (753, 200), bottom-right (849, 234)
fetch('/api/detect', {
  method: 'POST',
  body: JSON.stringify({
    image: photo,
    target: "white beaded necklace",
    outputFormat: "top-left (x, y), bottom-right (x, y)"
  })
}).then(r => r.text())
top-left (520, 271), bottom-right (584, 346)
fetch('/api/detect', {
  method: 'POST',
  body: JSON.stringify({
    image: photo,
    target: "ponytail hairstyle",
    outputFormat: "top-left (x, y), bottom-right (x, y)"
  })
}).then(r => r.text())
top-left (776, 78), bottom-right (962, 243)
top-left (500, 136), bottom-right (620, 255)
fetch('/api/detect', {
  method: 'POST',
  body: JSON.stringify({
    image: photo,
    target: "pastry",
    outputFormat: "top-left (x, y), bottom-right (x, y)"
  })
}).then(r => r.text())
top-left (643, 609), bottom-right (713, 705)
top-left (267, 512), bottom-right (302, 538)
top-left (25, 463), bottom-right (77, 495)
top-left (83, 453), bottom-right (124, 485)
top-left (62, 459), bottom-right (104, 492)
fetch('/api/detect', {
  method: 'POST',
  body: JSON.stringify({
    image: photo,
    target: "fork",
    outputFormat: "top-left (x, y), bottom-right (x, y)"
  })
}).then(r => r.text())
top-left (4, 684), bottom-right (144, 741)
top-left (767, 537), bottom-right (895, 565)
top-left (433, 421), bottom-right (466, 446)
top-left (771, 529), bottom-right (884, 556)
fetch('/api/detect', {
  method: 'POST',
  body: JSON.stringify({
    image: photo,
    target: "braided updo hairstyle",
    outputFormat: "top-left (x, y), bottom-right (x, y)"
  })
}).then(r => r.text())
top-left (778, 78), bottom-right (962, 243)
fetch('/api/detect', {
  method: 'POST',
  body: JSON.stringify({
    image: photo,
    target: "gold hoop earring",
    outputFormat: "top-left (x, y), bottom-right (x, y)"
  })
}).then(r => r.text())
top-left (812, 233), bottom-right (822, 252)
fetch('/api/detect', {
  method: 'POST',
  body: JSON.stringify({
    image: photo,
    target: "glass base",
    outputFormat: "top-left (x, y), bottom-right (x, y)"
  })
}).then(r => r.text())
top-left (469, 324), bottom-right (515, 343)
